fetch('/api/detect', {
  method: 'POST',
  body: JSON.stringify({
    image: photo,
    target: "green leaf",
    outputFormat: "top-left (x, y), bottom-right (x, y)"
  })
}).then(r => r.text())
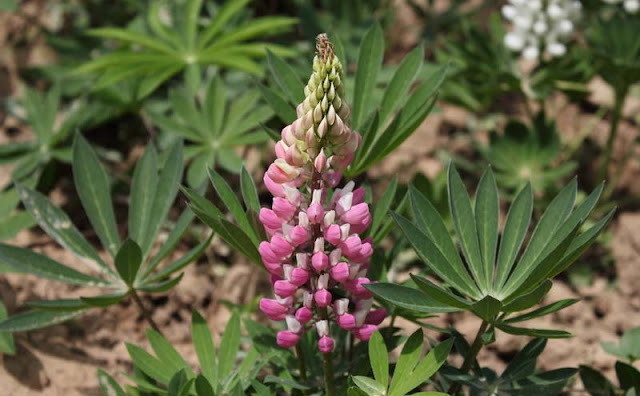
top-left (0, 301), bottom-right (15, 354)
top-left (198, 0), bottom-right (251, 48)
top-left (26, 299), bottom-right (90, 311)
top-left (505, 299), bottom-right (580, 323)
top-left (257, 82), bottom-right (296, 123)
top-left (14, 183), bottom-right (113, 277)
top-left (137, 64), bottom-right (183, 101)
top-left (494, 184), bottom-right (533, 290)
top-left (125, 342), bottom-right (173, 383)
top-left (267, 50), bottom-right (304, 104)
top-left (137, 273), bottom-right (184, 293)
top-left (502, 279), bottom-right (552, 313)
top-left (192, 310), bottom-right (217, 386)
top-left (115, 239), bottom-right (143, 286)
top-left (129, 145), bottom-right (159, 255)
top-left (392, 212), bottom-right (480, 299)
top-left (0, 211), bottom-right (35, 241)
top-left (579, 365), bottom-right (617, 396)
top-left (370, 176), bottom-right (397, 238)
top-left (394, 338), bottom-right (454, 396)
top-left (352, 22), bottom-right (384, 129)
top-left (81, 293), bottom-right (128, 307)
top-left (145, 233), bottom-right (211, 283)
top-left (616, 361), bottom-right (640, 391)
top-left (144, 209), bottom-right (195, 277)
top-left (348, 387), bottom-right (369, 396)
top-left (379, 46), bottom-right (423, 125)
top-left (240, 165), bottom-right (260, 213)
top-left (411, 274), bottom-right (472, 311)
top-left (142, 142), bottom-right (184, 257)
top-left (503, 179), bottom-right (577, 295)
top-left (0, 309), bottom-right (86, 332)
top-left (73, 135), bottom-right (120, 257)
top-left (407, 186), bottom-right (480, 298)
top-left (352, 376), bottom-right (385, 396)
top-left (0, 243), bottom-right (105, 285)
top-left (97, 369), bottom-right (126, 396)
top-left (195, 375), bottom-right (216, 396)
top-left (501, 339), bottom-right (547, 381)
top-left (369, 331), bottom-right (389, 388)
top-left (474, 168), bottom-right (499, 291)
top-left (168, 369), bottom-right (193, 396)
top-left (88, 27), bottom-right (178, 55)
top-left (364, 282), bottom-right (460, 313)
top-left (471, 296), bottom-right (502, 321)
top-left (496, 324), bottom-right (573, 338)
top-left (218, 311), bottom-right (241, 381)
top-left (390, 329), bottom-right (423, 395)
top-left (448, 163), bottom-right (488, 292)
top-left (147, 329), bottom-right (189, 376)
top-left (547, 209), bottom-right (615, 280)
top-left (208, 168), bottom-right (257, 244)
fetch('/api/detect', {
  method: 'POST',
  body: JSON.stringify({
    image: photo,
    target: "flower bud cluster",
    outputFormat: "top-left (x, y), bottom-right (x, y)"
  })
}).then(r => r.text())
top-left (265, 35), bottom-right (361, 191)
top-left (502, 0), bottom-right (582, 59)
top-left (259, 34), bottom-right (385, 354)
top-left (603, 0), bottom-right (639, 13)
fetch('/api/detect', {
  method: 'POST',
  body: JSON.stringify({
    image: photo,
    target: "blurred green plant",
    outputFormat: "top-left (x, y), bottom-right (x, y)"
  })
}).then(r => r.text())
top-left (587, 15), bottom-right (640, 185)
top-left (75, 0), bottom-right (297, 99)
top-left (476, 113), bottom-right (576, 196)
top-left (580, 328), bottom-right (640, 396)
top-left (0, 137), bottom-right (209, 334)
top-left (2, 83), bottom-right (103, 182)
top-left (98, 311), bottom-right (268, 395)
top-left (261, 23), bottom-right (447, 177)
top-left (602, 327), bottom-right (640, 364)
top-left (434, 14), bottom-right (520, 114)
top-left (367, 164), bottom-right (613, 394)
top-left (146, 77), bottom-right (272, 187)
top-left (0, 301), bottom-right (14, 355)
top-left (349, 330), bottom-right (452, 396)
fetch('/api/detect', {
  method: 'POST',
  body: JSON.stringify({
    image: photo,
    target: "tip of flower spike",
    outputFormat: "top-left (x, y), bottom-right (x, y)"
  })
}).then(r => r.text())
top-left (316, 33), bottom-right (335, 61)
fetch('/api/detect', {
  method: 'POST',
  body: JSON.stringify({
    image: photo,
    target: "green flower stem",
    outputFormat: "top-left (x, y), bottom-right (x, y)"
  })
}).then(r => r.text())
top-left (131, 289), bottom-right (163, 335)
top-left (447, 320), bottom-right (489, 395)
top-left (322, 347), bottom-right (336, 396)
top-left (295, 344), bottom-right (307, 382)
top-left (598, 89), bottom-right (627, 185)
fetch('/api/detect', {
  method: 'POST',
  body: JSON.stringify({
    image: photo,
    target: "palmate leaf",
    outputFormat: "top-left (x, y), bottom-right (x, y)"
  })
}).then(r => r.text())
top-left (77, 0), bottom-right (296, 96)
top-left (148, 79), bottom-right (271, 187)
top-left (377, 163), bottom-right (609, 332)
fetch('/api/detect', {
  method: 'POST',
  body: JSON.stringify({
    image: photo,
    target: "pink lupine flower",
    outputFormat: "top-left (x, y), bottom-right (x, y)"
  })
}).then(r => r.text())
top-left (258, 34), bottom-right (385, 354)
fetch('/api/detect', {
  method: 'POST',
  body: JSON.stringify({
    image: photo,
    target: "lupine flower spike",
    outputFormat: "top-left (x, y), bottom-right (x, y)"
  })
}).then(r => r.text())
top-left (259, 34), bottom-right (385, 354)
top-left (502, 0), bottom-right (582, 59)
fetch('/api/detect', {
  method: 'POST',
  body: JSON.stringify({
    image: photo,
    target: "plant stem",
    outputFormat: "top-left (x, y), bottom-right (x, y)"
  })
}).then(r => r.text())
top-left (447, 320), bottom-right (489, 395)
top-left (295, 344), bottom-right (307, 382)
top-left (131, 290), bottom-right (163, 335)
top-left (322, 349), bottom-right (336, 396)
top-left (598, 90), bottom-right (626, 185)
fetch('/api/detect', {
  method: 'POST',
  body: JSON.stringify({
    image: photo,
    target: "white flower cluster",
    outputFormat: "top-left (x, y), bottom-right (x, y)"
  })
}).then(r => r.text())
top-left (602, 0), bottom-right (639, 13)
top-left (502, 0), bottom-right (582, 60)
